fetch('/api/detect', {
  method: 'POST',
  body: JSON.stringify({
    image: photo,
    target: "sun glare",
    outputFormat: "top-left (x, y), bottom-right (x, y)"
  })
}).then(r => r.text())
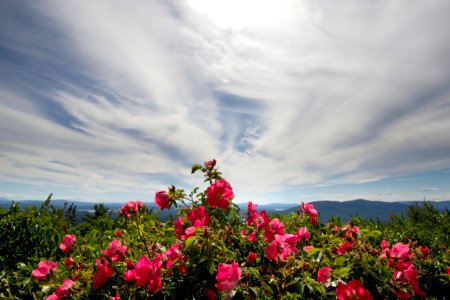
top-left (188, 0), bottom-right (291, 29)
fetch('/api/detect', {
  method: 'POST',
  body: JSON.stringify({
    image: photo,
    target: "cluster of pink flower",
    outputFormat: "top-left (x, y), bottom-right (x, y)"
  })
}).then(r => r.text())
top-left (301, 202), bottom-right (319, 224)
top-left (381, 241), bottom-right (426, 298)
top-left (32, 234), bottom-right (78, 300)
top-left (244, 201), bottom-right (311, 262)
top-left (173, 205), bottom-right (210, 240)
top-left (124, 242), bottom-right (185, 292)
top-left (120, 201), bottom-right (145, 218)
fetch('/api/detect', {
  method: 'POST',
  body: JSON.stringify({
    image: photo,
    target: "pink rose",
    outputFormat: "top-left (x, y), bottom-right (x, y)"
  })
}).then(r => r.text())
top-left (215, 261), bottom-right (241, 293)
top-left (55, 279), bottom-right (76, 299)
top-left (207, 179), bottom-right (234, 209)
top-left (301, 202), bottom-right (318, 224)
top-left (246, 252), bottom-right (257, 265)
top-left (120, 201), bottom-right (144, 218)
top-left (59, 234), bottom-right (76, 253)
top-left (204, 159), bottom-right (216, 168)
top-left (65, 257), bottom-right (74, 267)
top-left (93, 260), bottom-right (114, 289)
top-left (104, 239), bottom-right (127, 262)
top-left (46, 295), bottom-right (59, 300)
top-left (155, 191), bottom-right (171, 210)
top-left (110, 294), bottom-right (121, 300)
top-left (317, 267), bottom-right (332, 283)
top-left (32, 260), bottom-right (58, 280)
top-left (336, 280), bottom-right (373, 300)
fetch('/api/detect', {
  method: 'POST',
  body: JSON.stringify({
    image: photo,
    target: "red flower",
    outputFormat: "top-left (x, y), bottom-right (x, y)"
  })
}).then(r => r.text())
top-left (337, 241), bottom-right (353, 255)
top-left (246, 252), bottom-right (257, 265)
top-left (130, 256), bottom-right (163, 292)
top-left (65, 257), bottom-right (74, 267)
top-left (55, 279), bottom-right (76, 299)
top-left (317, 267), bottom-right (332, 283)
top-left (265, 240), bottom-right (279, 262)
top-left (46, 294), bottom-right (58, 300)
top-left (155, 191), bottom-right (171, 210)
top-left (110, 294), bottom-right (121, 300)
top-left (104, 239), bottom-right (127, 262)
top-left (207, 179), bottom-right (234, 209)
top-left (388, 243), bottom-right (412, 270)
top-left (215, 261), bottom-right (241, 293)
top-left (246, 201), bottom-right (259, 226)
top-left (301, 202), bottom-right (318, 225)
top-left (447, 267), bottom-right (450, 275)
top-left (120, 201), bottom-right (145, 218)
top-left (164, 242), bottom-right (184, 269)
top-left (32, 260), bottom-right (58, 280)
top-left (59, 234), bottom-right (76, 253)
top-left (116, 231), bottom-right (123, 237)
top-left (204, 159), bottom-right (216, 168)
top-left (336, 280), bottom-right (373, 300)
top-left (93, 260), bottom-right (114, 289)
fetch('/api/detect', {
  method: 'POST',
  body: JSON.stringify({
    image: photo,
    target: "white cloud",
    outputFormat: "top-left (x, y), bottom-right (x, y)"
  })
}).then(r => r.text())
top-left (1, 0), bottom-right (450, 202)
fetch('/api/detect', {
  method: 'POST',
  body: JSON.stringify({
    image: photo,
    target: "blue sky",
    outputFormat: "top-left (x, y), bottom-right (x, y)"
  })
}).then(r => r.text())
top-left (1, 0), bottom-right (450, 204)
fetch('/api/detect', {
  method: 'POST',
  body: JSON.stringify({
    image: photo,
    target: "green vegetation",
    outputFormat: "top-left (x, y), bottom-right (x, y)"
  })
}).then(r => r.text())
top-left (0, 163), bottom-right (449, 299)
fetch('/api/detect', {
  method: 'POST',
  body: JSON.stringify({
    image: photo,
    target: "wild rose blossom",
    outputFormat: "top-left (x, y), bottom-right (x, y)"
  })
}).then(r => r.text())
top-left (388, 242), bottom-right (412, 270)
top-left (337, 241), bottom-right (353, 255)
top-left (301, 202), bottom-right (318, 225)
top-left (155, 191), bottom-right (171, 210)
top-left (125, 256), bottom-right (163, 292)
top-left (65, 257), bottom-right (74, 267)
top-left (120, 201), bottom-right (144, 218)
top-left (246, 202), bottom-right (259, 226)
top-left (204, 159), bottom-right (216, 168)
top-left (46, 294), bottom-right (59, 300)
top-left (59, 234), bottom-right (76, 253)
top-left (32, 260), bottom-right (58, 280)
top-left (246, 252), bottom-right (257, 265)
top-left (317, 266), bottom-right (332, 283)
top-left (110, 294), bottom-right (121, 300)
top-left (55, 279), bottom-right (76, 299)
top-left (207, 179), bottom-right (234, 209)
top-left (93, 260), bottom-right (114, 289)
top-left (336, 280), bottom-right (373, 300)
top-left (215, 261), bottom-right (241, 293)
top-left (104, 239), bottom-right (127, 262)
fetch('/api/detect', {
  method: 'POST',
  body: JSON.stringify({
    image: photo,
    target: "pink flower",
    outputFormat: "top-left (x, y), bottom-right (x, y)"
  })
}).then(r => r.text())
top-left (388, 243), bottom-right (412, 270)
top-left (104, 239), bottom-right (127, 262)
top-left (418, 246), bottom-right (429, 258)
top-left (204, 159), bottom-right (216, 168)
top-left (296, 226), bottom-right (310, 240)
top-left (186, 205), bottom-right (210, 227)
top-left (46, 295), bottom-right (59, 300)
top-left (32, 260), bottom-right (58, 280)
top-left (93, 260), bottom-right (114, 289)
top-left (120, 201), bottom-right (144, 218)
top-left (336, 280), bottom-right (373, 300)
top-left (337, 241), bottom-right (353, 255)
top-left (110, 294), bottom-right (121, 300)
top-left (265, 240), bottom-right (279, 262)
top-left (65, 257), bottom-right (74, 267)
top-left (59, 234), bottom-right (76, 253)
top-left (246, 202), bottom-right (259, 226)
top-left (55, 279), bottom-right (76, 299)
top-left (116, 231), bottom-right (123, 237)
top-left (207, 179), bottom-right (234, 209)
top-left (130, 256), bottom-right (163, 292)
top-left (173, 216), bottom-right (185, 239)
top-left (215, 261), bottom-right (241, 293)
top-left (447, 267), bottom-right (450, 275)
top-left (301, 202), bottom-right (318, 224)
top-left (246, 252), bottom-right (257, 265)
top-left (155, 191), bottom-right (171, 210)
top-left (317, 267), bottom-right (332, 283)
top-left (303, 245), bottom-right (314, 252)
top-left (164, 242), bottom-right (183, 269)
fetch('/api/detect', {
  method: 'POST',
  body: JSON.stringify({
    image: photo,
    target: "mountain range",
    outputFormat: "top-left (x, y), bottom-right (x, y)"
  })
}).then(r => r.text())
top-left (1, 198), bottom-right (449, 224)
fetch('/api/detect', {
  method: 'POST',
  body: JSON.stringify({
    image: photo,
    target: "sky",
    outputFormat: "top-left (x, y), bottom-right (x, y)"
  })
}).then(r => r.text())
top-left (1, 0), bottom-right (450, 204)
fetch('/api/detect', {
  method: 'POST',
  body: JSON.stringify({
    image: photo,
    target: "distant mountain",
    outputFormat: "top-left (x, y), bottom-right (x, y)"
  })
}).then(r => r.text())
top-left (1, 198), bottom-right (449, 224)
top-left (282, 199), bottom-right (450, 222)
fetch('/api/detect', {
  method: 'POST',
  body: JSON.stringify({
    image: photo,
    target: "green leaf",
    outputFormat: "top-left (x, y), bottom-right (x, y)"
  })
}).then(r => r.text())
top-left (185, 236), bottom-right (196, 249)
top-left (191, 164), bottom-right (202, 174)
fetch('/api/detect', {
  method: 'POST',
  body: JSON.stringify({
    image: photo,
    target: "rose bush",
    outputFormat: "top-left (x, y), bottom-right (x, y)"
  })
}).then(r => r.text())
top-left (0, 160), bottom-right (449, 299)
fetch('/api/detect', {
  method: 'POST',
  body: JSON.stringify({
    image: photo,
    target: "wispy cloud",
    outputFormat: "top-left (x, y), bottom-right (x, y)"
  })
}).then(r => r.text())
top-left (0, 0), bottom-right (450, 202)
